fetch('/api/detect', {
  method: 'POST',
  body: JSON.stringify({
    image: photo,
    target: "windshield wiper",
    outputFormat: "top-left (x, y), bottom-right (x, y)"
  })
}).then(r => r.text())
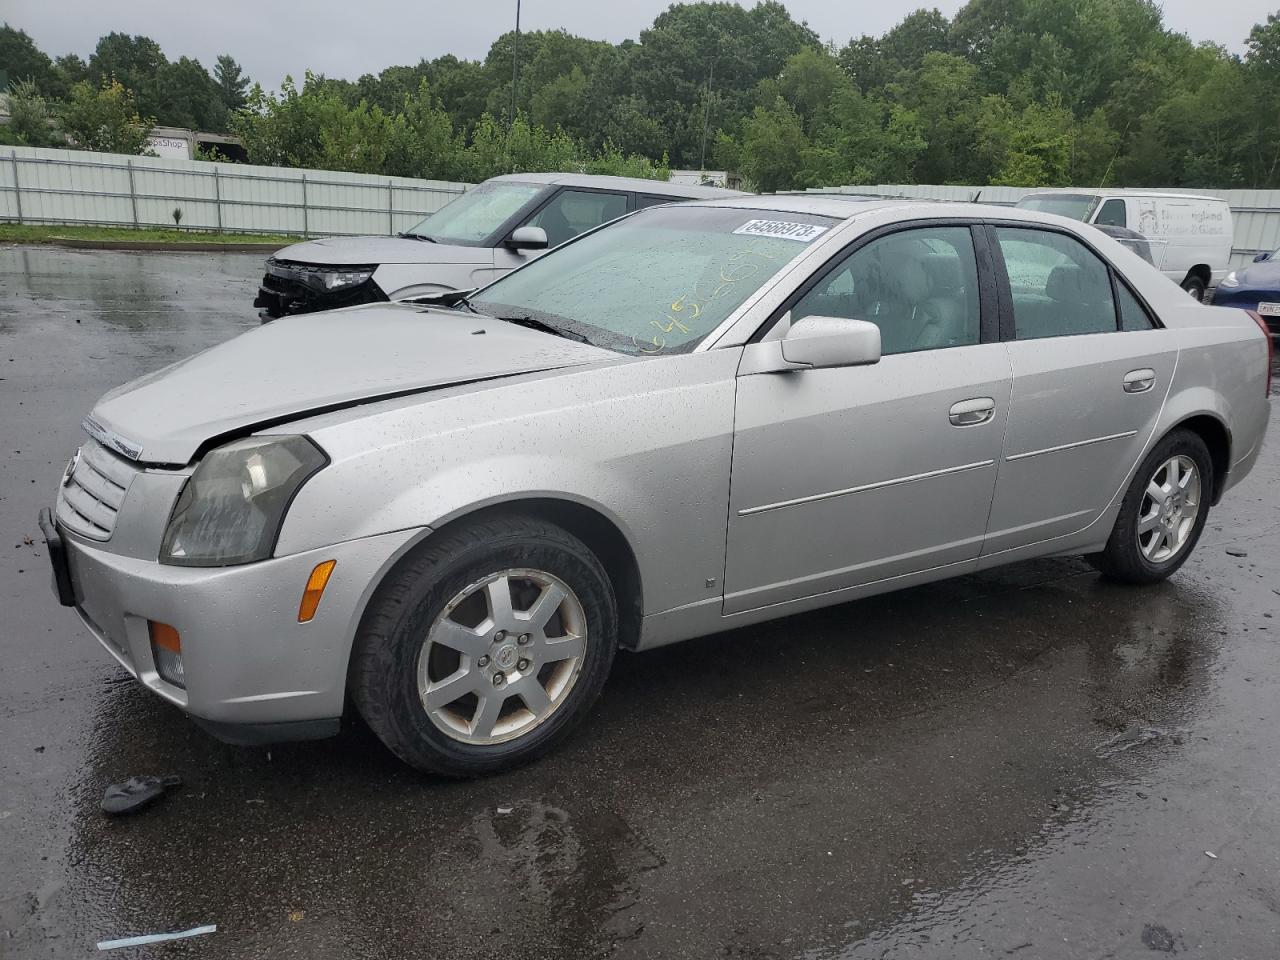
top-left (397, 232), bottom-right (437, 242)
top-left (495, 314), bottom-right (589, 343)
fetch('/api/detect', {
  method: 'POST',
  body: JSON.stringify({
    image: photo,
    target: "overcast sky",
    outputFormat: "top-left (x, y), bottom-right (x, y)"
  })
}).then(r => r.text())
top-left (6, 0), bottom-right (1274, 90)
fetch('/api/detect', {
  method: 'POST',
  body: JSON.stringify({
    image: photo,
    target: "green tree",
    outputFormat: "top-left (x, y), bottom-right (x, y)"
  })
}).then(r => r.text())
top-left (738, 96), bottom-right (811, 192)
top-left (54, 53), bottom-right (89, 89)
top-left (839, 9), bottom-right (951, 92)
top-left (0, 78), bottom-right (59, 146)
top-left (213, 54), bottom-right (249, 110)
top-left (628, 1), bottom-right (821, 165)
top-left (154, 56), bottom-right (227, 130)
top-left (0, 24), bottom-right (61, 95)
top-left (386, 80), bottom-right (465, 180)
top-left (88, 32), bottom-right (166, 115)
top-left (60, 78), bottom-right (153, 154)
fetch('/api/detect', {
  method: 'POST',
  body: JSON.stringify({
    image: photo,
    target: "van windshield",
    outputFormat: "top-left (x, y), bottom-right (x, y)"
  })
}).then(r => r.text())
top-left (1014, 194), bottom-right (1099, 222)
top-left (404, 181), bottom-right (547, 245)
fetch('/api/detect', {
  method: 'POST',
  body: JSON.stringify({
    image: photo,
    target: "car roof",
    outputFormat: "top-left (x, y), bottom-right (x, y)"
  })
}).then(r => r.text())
top-left (489, 172), bottom-right (748, 198)
top-left (683, 194), bottom-right (1108, 226)
top-left (1021, 188), bottom-right (1226, 203)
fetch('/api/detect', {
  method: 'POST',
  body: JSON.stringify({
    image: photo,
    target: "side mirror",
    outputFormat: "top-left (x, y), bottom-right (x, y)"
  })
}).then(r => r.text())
top-left (780, 315), bottom-right (881, 369)
top-left (508, 226), bottom-right (549, 251)
top-left (1254, 251), bottom-right (1271, 263)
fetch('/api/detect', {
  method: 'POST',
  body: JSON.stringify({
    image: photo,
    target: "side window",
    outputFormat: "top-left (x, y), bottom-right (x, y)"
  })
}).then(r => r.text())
top-left (1095, 198), bottom-right (1127, 228)
top-left (1116, 280), bottom-right (1156, 331)
top-left (791, 226), bottom-right (981, 355)
top-left (637, 194), bottom-right (676, 209)
top-left (995, 227), bottom-right (1117, 339)
top-left (524, 190), bottom-right (628, 247)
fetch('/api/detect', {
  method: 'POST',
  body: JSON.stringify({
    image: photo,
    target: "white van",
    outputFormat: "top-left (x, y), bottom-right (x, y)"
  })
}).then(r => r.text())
top-left (1015, 190), bottom-right (1233, 301)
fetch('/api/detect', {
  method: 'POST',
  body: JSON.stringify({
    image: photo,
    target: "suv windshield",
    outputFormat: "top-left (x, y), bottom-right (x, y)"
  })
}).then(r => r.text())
top-left (471, 205), bottom-right (837, 355)
top-left (1014, 193), bottom-right (1100, 222)
top-left (404, 181), bottom-right (547, 245)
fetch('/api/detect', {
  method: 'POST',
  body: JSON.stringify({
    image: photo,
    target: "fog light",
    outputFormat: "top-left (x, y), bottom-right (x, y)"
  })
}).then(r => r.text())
top-left (148, 620), bottom-right (186, 688)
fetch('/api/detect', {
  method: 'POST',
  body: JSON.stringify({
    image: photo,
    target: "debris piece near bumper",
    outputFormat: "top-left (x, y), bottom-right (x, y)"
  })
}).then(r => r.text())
top-left (97, 924), bottom-right (216, 950)
top-left (100, 775), bottom-right (182, 816)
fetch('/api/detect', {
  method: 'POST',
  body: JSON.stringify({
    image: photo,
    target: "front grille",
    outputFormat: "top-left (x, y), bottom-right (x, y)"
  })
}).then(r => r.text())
top-left (55, 439), bottom-right (139, 541)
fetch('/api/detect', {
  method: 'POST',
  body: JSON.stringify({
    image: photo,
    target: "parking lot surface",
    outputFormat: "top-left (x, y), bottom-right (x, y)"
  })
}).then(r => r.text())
top-left (2, 245), bottom-right (1278, 959)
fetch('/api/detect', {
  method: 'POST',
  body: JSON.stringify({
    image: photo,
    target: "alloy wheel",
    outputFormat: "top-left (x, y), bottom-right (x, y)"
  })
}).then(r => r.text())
top-left (416, 568), bottom-right (587, 745)
top-left (1136, 454), bottom-right (1201, 563)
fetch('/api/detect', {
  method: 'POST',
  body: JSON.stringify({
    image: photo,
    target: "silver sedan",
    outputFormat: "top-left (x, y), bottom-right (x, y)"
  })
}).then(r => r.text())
top-left (42, 196), bottom-right (1272, 775)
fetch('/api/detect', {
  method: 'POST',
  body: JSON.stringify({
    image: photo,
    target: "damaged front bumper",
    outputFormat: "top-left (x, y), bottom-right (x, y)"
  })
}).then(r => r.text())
top-left (46, 515), bottom-right (422, 744)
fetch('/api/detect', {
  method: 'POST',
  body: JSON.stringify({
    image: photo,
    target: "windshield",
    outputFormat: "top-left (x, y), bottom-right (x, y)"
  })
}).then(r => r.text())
top-left (404, 181), bottom-right (547, 245)
top-left (471, 206), bottom-right (837, 355)
top-left (1014, 193), bottom-right (1100, 222)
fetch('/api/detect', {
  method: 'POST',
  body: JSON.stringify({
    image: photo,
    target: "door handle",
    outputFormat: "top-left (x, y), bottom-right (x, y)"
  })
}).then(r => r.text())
top-left (949, 397), bottom-right (995, 426)
top-left (1123, 368), bottom-right (1156, 393)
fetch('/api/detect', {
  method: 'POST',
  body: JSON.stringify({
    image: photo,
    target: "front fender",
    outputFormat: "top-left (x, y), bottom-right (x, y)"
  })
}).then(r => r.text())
top-left (271, 351), bottom-right (742, 616)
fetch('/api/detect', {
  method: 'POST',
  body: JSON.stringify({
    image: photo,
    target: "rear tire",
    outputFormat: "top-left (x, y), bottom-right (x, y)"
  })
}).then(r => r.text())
top-left (1087, 429), bottom-right (1213, 584)
top-left (1182, 275), bottom-right (1206, 302)
top-left (349, 515), bottom-right (617, 777)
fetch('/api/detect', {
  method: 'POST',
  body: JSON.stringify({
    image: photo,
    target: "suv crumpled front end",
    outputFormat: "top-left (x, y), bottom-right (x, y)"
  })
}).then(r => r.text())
top-left (254, 258), bottom-right (386, 321)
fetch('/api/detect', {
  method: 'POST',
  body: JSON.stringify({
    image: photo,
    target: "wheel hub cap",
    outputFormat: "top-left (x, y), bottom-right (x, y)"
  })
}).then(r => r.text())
top-left (493, 643), bottom-right (518, 671)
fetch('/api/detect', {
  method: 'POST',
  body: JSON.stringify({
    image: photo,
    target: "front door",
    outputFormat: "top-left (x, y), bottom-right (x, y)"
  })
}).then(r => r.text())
top-left (981, 224), bottom-right (1178, 556)
top-left (724, 224), bottom-right (1012, 614)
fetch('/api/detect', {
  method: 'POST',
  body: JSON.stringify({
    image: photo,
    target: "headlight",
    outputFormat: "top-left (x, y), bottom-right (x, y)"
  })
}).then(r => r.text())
top-left (322, 269), bottom-right (374, 290)
top-left (1220, 271), bottom-right (1240, 288)
top-left (160, 436), bottom-right (327, 567)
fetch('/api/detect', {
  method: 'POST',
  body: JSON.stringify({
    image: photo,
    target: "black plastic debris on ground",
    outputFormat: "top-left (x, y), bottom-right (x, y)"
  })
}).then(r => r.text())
top-left (101, 775), bottom-right (182, 816)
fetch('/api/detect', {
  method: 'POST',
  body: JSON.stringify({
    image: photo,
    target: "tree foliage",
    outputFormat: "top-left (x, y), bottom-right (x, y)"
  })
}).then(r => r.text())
top-left (0, 79), bottom-right (57, 146)
top-left (59, 79), bottom-right (154, 154)
top-left (4, 3), bottom-right (1280, 190)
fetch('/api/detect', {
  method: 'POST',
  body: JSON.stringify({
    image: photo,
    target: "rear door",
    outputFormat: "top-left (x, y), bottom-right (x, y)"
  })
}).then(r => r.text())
top-left (981, 223), bottom-right (1178, 557)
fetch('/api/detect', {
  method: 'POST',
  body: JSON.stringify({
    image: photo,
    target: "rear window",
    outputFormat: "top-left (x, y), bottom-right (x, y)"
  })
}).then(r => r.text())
top-left (1014, 194), bottom-right (1100, 223)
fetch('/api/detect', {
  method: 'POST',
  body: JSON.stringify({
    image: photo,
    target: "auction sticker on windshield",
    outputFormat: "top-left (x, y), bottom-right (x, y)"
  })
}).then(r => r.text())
top-left (732, 220), bottom-right (828, 242)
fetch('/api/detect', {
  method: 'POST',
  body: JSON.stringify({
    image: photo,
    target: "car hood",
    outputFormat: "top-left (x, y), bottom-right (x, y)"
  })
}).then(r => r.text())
top-left (1234, 259), bottom-right (1280, 290)
top-left (87, 304), bottom-right (621, 465)
top-left (273, 235), bottom-right (491, 266)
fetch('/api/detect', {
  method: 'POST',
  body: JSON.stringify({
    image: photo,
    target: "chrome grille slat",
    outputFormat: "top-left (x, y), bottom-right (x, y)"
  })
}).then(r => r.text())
top-left (55, 438), bottom-right (139, 541)
top-left (61, 481), bottom-right (118, 531)
top-left (78, 440), bottom-right (135, 488)
top-left (80, 454), bottom-right (127, 492)
top-left (56, 497), bottom-right (110, 537)
top-left (69, 457), bottom-right (123, 506)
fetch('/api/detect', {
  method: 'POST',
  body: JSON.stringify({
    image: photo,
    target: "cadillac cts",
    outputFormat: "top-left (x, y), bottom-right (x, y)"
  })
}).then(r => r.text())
top-left (41, 197), bottom-right (1272, 776)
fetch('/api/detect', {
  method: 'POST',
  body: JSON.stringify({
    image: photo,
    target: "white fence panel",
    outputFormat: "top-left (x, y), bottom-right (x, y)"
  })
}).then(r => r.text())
top-left (814, 183), bottom-right (1280, 267)
top-left (0, 146), bottom-right (472, 238)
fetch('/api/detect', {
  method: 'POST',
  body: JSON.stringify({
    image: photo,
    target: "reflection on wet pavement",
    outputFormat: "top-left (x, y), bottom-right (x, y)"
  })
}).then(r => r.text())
top-left (1, 246), bottom-right (1277, 958)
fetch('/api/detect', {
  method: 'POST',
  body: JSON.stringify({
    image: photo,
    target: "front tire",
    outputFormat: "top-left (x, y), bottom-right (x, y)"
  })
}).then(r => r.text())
top-left (1088, 429), bottom-right (1213, 584)
top-left (1182, 275), bottom-right (1207, 302)
top-left (349, 515), bottom-right (617, 777)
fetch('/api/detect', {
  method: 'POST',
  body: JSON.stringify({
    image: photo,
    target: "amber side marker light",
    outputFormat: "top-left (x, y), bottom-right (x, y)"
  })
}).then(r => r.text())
top-left (148, 621), bottom-right (185, 688)
top-left (298, 560), bottom-right (337, 623)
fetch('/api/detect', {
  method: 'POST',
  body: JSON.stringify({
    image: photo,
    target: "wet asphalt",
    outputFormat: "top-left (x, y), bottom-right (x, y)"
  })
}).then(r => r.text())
top-left (1, 245), bottom-right (1278, 960)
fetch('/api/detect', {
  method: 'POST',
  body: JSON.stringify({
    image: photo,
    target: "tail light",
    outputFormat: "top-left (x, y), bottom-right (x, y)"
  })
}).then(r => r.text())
top-left (1245, 310), bottom-right (1273, 398)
